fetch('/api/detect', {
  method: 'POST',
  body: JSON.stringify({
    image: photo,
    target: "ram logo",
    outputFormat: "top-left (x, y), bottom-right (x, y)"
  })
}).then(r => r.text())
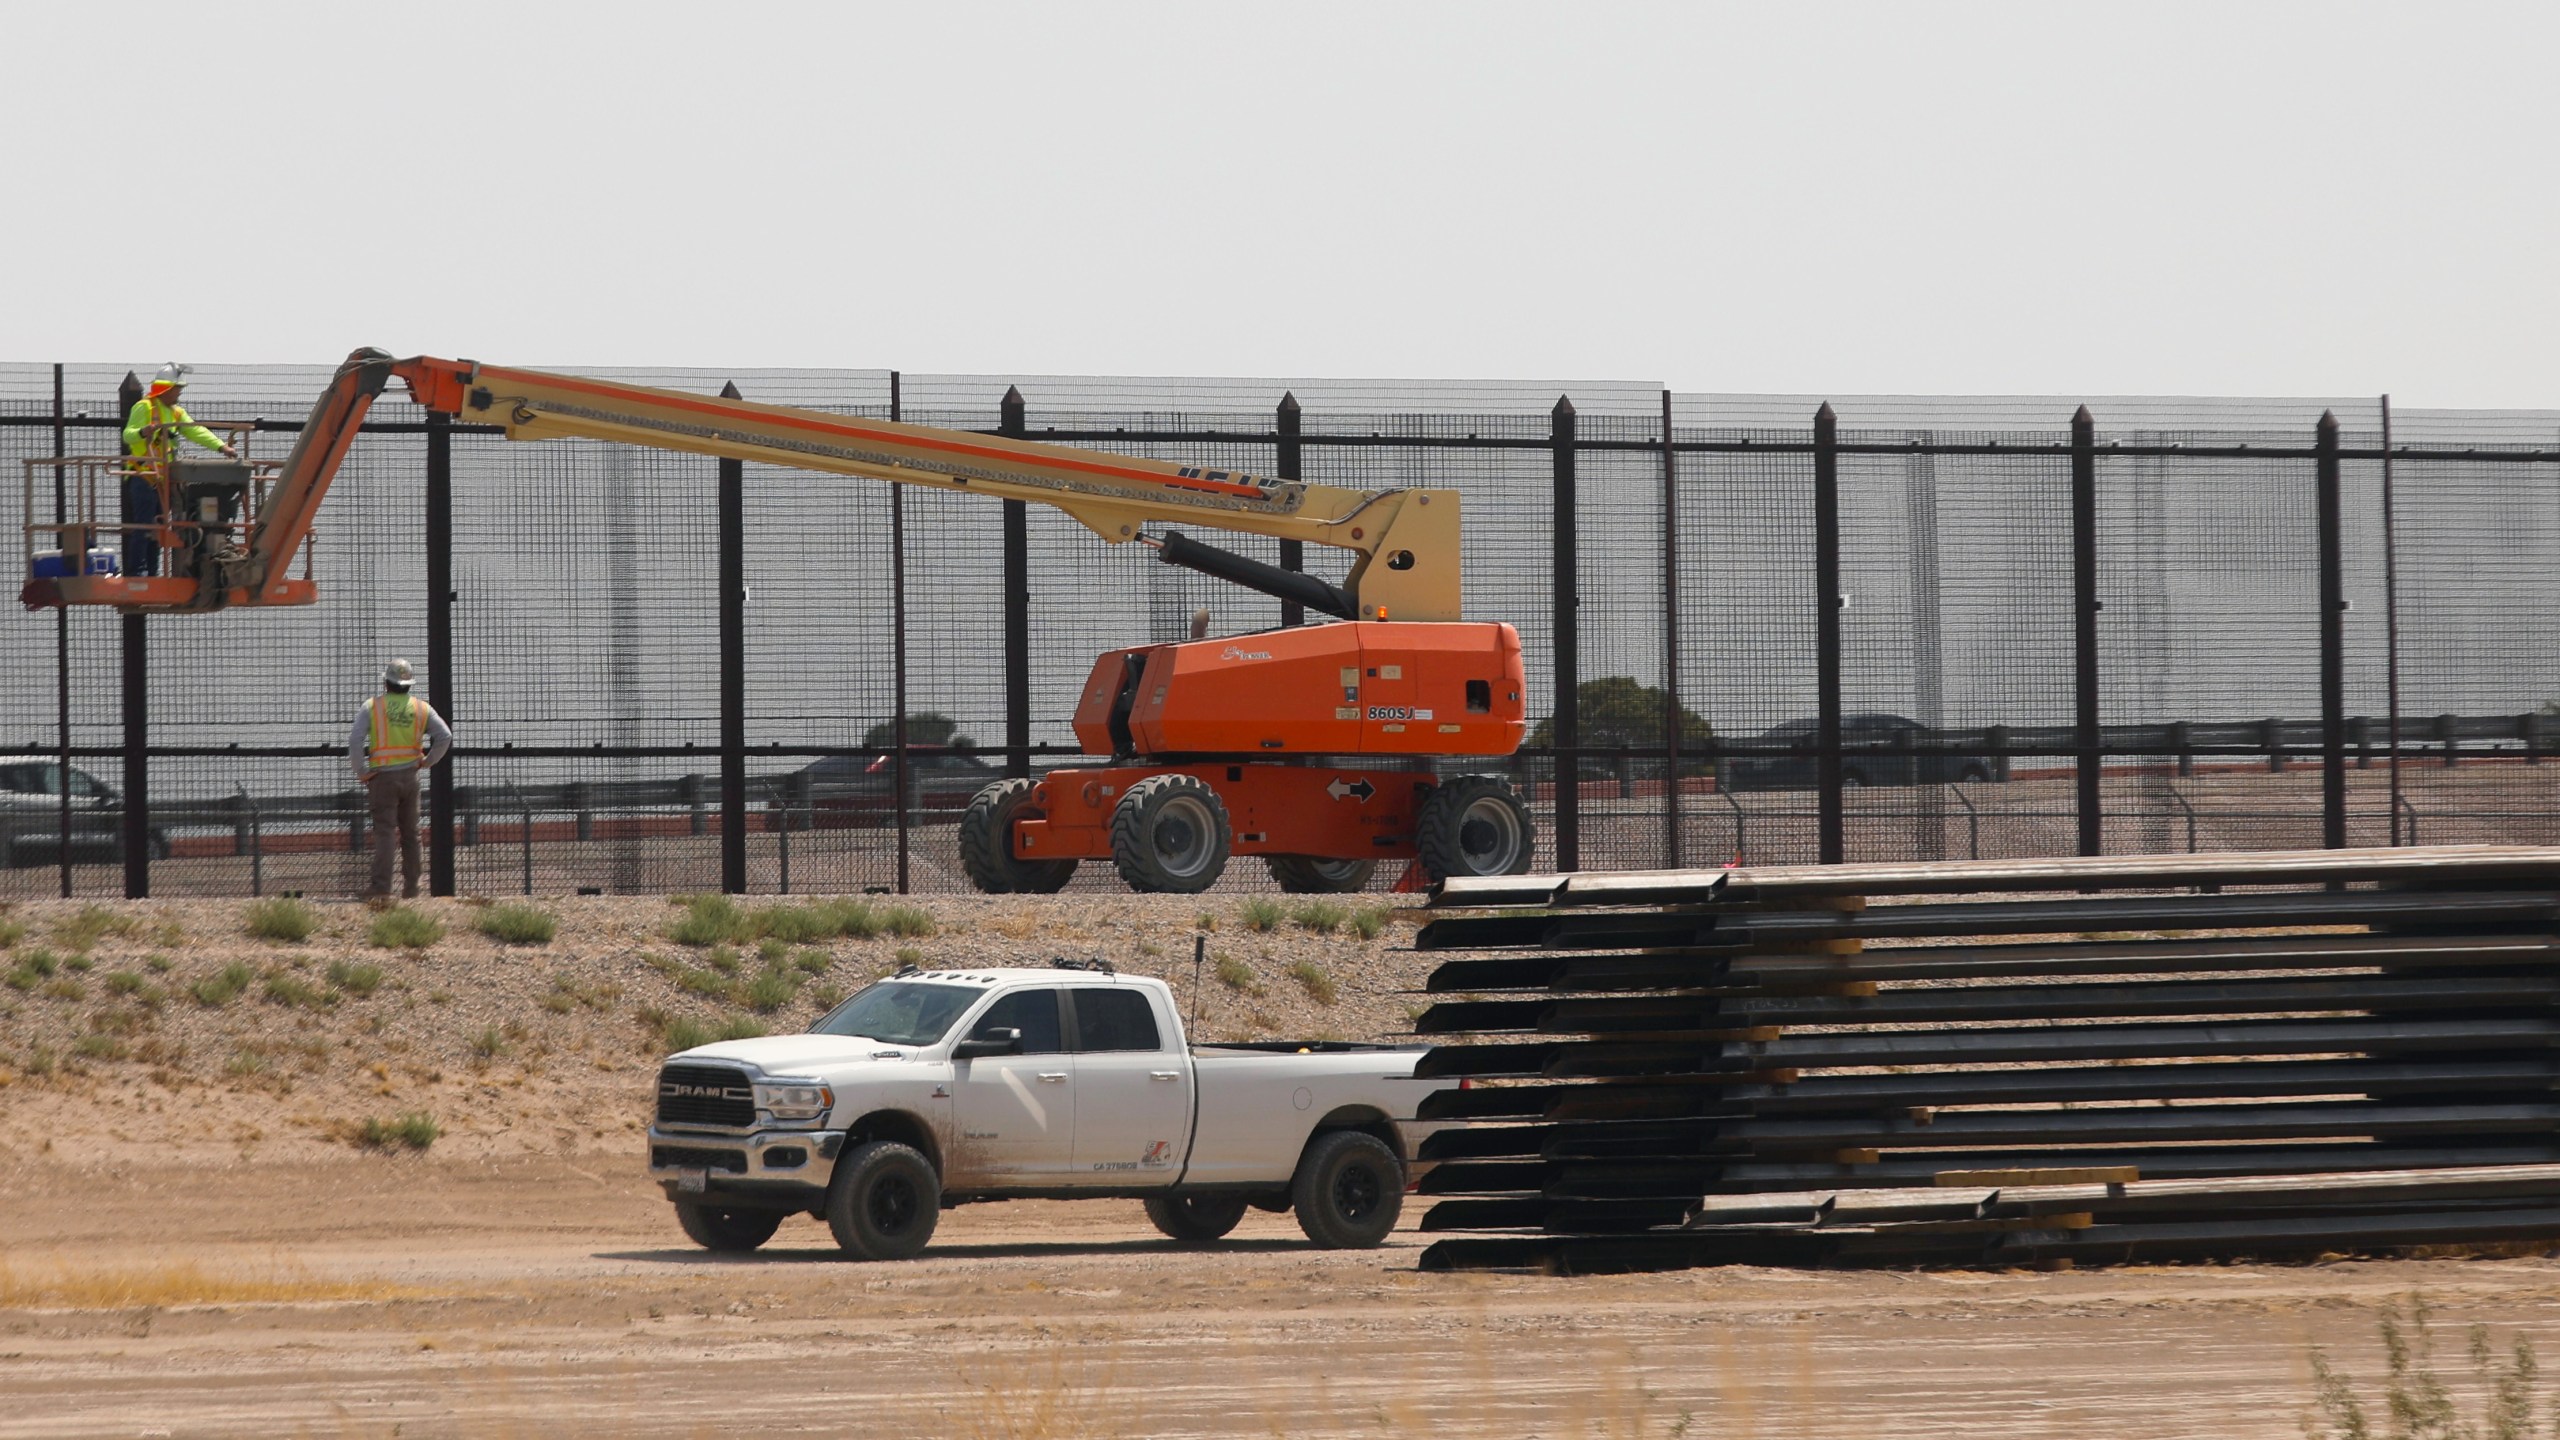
top-left (663, 1083), bottom-right (744, 1100)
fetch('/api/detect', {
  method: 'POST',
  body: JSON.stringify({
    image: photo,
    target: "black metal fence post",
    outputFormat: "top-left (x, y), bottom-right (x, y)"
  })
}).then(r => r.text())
top-left (1659, 390), bottom-right (1682, 870)
top-left (1000, 386), bottom-right (1032, 780)
top-left (891, 371), bottom-right (911, 894)
top-left (1277, 393), bottom-right (1305, 629)
top-left (1813, 403), bottom-right (1843, 865)
top-left (426, 407), bottom-right (456, 896)
top-left (52, 363), bottom-right (70, 898)
top-left (2317, 410), bottom-right (2347, 848)
top-left (718, 381), bottom-right (747, 894)
top-left (2072, 405), bottom-right (2102, 857)
top-left (1551, 396), bottom-right (1580, 873)
top-left (116, 371), bottom-right (148, 898)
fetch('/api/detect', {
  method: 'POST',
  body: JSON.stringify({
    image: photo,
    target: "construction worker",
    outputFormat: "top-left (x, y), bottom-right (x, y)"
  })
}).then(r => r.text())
top-left (121, 363), bottom-right (236, 577)
top-left (349, 659), bottom-right (452, 899)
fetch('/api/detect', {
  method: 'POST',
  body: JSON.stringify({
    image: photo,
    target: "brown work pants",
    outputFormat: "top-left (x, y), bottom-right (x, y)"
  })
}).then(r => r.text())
top-left (367, 766), bottom-right (422, 898)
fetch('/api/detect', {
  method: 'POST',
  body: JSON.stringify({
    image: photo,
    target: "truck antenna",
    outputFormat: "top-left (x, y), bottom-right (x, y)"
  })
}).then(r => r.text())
top-left (1189, 932), bottom-right (1206, 1043)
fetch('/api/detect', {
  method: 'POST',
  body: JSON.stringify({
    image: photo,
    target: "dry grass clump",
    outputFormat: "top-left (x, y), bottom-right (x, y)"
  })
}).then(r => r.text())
top-left (1214, 954), bottom-right (1266, 996)
top-left (244, 897), bottom-right (321, 943)
top-left (367, 905), bottom-right (444, 950)
top-left (4, 948), bottom-right (63, 992)
top-left (55, 904), bottom-right (140, 953)
top-left (351, 1113), bottom-right (441, 1152)
top-left (0, 915), bottom-right (22, 949)
top-left (327, 959), bottom-right (386, 998)
top-left (1350, 905), bottom-right (1391, 941)
top-left (1288, 901), bottom-right (1348, 935)
top-left (1284, 959), bottom-right (1338, 1006)
top-left (0, 1258), bottom-right (412, 1309)
top-left (262, 972), bottom-right (336, 1010)
top-left (476, 904), bottom-right (556, 945)
top-left (1238, 898), bottom-right (1284, 933)
top-left (190, 960), bottom-right (255, 1008)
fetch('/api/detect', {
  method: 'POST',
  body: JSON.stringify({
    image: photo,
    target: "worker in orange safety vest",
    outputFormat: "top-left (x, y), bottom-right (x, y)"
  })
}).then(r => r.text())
top-left (348, 659), bottom-right (454, 899)
top-left (121, 363), bottom-right (236, 577)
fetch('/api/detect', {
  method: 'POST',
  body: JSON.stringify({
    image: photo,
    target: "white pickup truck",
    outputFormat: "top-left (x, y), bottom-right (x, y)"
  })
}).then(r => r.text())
top-left (645, 962), bottom-right (1443, 1260)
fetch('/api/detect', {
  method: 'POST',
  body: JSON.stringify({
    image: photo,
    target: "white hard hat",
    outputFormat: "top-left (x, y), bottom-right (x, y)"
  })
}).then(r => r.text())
top-left (153, 362), bottom-right (192, 389)
top-left (383, 658), bottom-right (415, 690)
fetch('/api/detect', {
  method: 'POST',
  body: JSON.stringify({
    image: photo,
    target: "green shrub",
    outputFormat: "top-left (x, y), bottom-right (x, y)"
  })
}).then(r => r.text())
top-left (357, 1113), bottom-right (440, 1152)
top-left (1238, 898), bottom-right (1284, 933)
top-left (22, 1044), bottom-right (55, 1077)
top-left (791, 948), bottom-right (832, 975)
top-left (674, 966), bottom-right (734, 1002)
top-left (757, 937), bottom-right (790, 965)
top-left (805, 982), bottom-right (846, 1014)
top-left (669, 894), bottom-right (747, 946)
top-left (1193, 911), bottom-right (1218, 933)
top-left (74, 1033), bottom-right (127, 1062)
top-left (326, 960), bottom-right (385, 998)
top-left (1214, 955), bottom-right (1266, 995)
top-left (40, 976), bottom-right (84, 1002)
top-left (190, 961), bottom-right (255, 1008)
top-left (715, 1014), bottom-right (768, 1042)
top-left (64, 954), bottom-right (93, 973)
top-left (741, 965), bottom-right (801, 1013)
top-left (1284, 960), bottom-right (1338, 1006)
top-left (752, 905), bottom-right (833, 945)
top-left (893, 946), bottom-right (924, 968)
top-left (104, 969), bottom-right (149, 996)
top-left (262, 972), bottom-right (335, 1009)
top-left (367, 906), bottom-right (444, 950)
top-left (0, 917), bottom-right (22, 949)
top-left (4, 949), bottom-right (61, 991)
top-left (245, 897), bottom-right (321, 943)
top-left (880, 904), bottom-right (935, 939)
top-left (56, 905), bottom-right (139, 953)
top-left (224, 1049), bottom-right (272, 1078)
top-left (821, 898), bottom-right (883, 940)
top-left (1350, 906), bottom-right (1390, 941)
top-left (704, 944), bottom-right (741, 975)
top-left (144, 954), bottom-right (172, 973)
top-left (659, 1015), bottom-right (714, 1053)
top-left (1288, 901), bottom-right (1348, 935)
top-left (468, 1026), bottom-right (510, 1060)
top-left (476, 904), bottom-right (555, 945)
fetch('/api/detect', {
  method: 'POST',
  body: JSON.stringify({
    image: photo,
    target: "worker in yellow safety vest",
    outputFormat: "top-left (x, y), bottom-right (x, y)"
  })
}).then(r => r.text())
top-left (348, 659), bottom-right (453, 899)
top-left (121, 363), bottom-right (236, 577)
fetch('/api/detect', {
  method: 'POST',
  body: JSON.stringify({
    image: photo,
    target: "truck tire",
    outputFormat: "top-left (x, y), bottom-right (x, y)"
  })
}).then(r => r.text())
top-left (1290, 1130), bottom-right (1403, 1249)
top-left (1264, 855), bottom-right (1377, 893)
top-left (1110, 774), bottom-right (1231, 894)
top-left (673, 1200), bottom-right (785, 1253)
top-left (959, 778), bottom-right (1077, 894)
top-left (825, 1140), bottom-right (941, 1260)
top-left (1143, 1193), bottom-right (1251, 1243)
top-left (1414, 775), bottom-right (1535, 882)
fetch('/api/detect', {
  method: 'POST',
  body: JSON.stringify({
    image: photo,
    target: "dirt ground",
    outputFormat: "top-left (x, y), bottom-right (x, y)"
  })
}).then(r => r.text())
top-left (10, 895), bottom-right (2560, 1436)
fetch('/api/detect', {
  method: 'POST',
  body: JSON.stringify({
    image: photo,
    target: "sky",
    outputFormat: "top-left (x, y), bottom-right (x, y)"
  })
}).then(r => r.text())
top-left (6, 2), bottom-right (2555, 407)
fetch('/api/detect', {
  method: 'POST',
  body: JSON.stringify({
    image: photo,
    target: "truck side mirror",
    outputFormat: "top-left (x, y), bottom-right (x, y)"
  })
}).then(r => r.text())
top-left (953, 1027), bottom-right (1023, 1060)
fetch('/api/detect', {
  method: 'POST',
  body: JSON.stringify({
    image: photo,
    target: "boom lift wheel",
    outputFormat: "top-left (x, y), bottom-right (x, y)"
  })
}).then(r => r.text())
top-left (1263, 856), bottom-right (1378, 893)
top-left (1110, 774), bottom-right (1231, 894)
top-left (1415, 774), bottom-right (1535, 881)
top-left (959, 778), bottom-right (1078, 894)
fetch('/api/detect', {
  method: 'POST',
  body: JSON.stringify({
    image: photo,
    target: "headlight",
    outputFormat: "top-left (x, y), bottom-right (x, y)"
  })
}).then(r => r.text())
top-left (754, 1079), bottom-right (834, 1121)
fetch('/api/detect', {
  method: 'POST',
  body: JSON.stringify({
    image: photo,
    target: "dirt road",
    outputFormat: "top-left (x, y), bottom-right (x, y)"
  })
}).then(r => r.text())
top-left (8, 1157), bottom-right (2560, 1438)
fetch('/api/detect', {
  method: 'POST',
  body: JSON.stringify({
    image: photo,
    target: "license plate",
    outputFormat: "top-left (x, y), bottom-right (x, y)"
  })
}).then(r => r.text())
top-left (676, 1167), bottom-right (707, 1194)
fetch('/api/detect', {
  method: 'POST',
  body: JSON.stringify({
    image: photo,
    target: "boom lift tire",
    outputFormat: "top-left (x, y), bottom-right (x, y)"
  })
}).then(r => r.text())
top-left (825, 1140), bottom-right (941, 1260)
top-left (673, 1200), bottom-right (785, 1253)
top-left (1263, 855), bottom-right (1378, 893)
top-left (1142, 1193), bottom-right (1251, 1242)
top-left (959, 778), bottom-right (1078, 894)
top-left (1415, 774), bottom-right (1535, 881)
top-left (1290, 1130), bottom-right (1404, 1249)
top-left (1110, 774), bottom-right (1232, 893)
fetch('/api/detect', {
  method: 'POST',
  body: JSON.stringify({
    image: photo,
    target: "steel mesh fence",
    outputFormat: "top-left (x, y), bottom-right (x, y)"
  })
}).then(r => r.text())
top-left (3, 363), bottom-right (2556, 898)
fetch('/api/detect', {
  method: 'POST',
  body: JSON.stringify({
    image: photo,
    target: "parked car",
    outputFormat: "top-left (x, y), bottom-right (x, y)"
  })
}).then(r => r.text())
top-left (1718, 713), bottom-right (2010, 792)
top-left (769, 748), bottom-right (999, 828)
top-left (0, 761), bottom-right (170, 866)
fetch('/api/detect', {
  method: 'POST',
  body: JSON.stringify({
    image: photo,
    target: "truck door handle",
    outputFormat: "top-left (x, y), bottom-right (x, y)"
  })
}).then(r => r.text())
top-left (1149, 1071), bottom-right (1180, 1081)
top-left (1037, 1072), bottom-right (1068, 1083)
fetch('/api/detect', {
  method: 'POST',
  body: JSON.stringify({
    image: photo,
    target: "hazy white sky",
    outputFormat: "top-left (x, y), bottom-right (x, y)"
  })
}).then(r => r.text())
top-left (7, 2), bottom-right (2553, 406)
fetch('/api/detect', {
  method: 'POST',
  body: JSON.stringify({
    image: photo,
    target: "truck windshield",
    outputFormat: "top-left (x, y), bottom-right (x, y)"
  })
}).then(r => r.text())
top-left (810, 982), bottom-right (982, 1047)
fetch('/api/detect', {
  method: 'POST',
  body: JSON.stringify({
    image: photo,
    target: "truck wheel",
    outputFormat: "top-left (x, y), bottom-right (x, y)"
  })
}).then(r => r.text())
top-left (1110, 774), bottom-right (1230, 894)
top-left (1290, 1130), bottom-right (1404, 1249)
top-left (1264, 855), bottom-right (1378, 893)
top-left (673, 1200), bottom-right (784, 1253)
top-left (1143, 1193), bottom-right (1251, 1242)
top-left (959, 778), bottom-right (1077, 894)
top-left (1414, 775), bottom-right (1535, 881)
top-left (824, 1140), bottom-right (941, 1260)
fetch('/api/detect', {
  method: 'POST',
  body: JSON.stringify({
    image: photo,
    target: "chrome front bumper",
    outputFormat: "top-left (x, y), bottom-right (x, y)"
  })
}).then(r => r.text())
top-left (647, 1125), bottom-right (842, 1206)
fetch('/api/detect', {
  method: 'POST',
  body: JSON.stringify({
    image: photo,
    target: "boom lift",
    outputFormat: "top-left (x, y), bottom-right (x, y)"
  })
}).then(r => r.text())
top-left (21, 348), bottom-right (1537, 894)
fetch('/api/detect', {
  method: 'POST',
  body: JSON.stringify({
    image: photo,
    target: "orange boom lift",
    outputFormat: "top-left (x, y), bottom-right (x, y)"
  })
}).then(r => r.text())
top-left (22, 349), bottom-right (1534, 894)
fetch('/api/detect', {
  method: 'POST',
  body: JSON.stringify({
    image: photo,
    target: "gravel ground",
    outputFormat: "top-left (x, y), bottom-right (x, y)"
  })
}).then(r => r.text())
top-left (0, 892), bottom-right (1436, 1167)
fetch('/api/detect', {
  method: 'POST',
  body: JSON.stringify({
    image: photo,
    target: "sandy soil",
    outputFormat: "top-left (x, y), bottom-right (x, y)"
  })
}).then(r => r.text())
top-left (10, 895), bottom-right (2560, 1437)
